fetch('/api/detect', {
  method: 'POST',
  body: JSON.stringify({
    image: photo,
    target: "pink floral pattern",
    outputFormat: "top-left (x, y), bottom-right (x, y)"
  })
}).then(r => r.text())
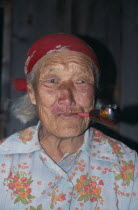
top-left (74, 173), bottom-right (104, 207)
top-left (108, 139), bottom-right (125, 157)
top-left (47, 184), bottom-right (67, 209)
top-left (4, 165), bottom-right (35, 205)
top-left (18, 128), bottom-right (34, 144)
top-left (114, 160), bottom-right (134, 186)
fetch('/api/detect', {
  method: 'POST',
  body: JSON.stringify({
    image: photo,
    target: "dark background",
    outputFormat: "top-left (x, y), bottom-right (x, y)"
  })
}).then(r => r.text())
top-left (0, 0), bottom-right (138, 151)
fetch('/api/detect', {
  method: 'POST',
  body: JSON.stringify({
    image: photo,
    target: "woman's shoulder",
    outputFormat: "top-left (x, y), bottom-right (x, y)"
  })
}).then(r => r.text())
top-left (89, 127), bottom-right (137, 164)
top-left (0, 126), bottom-right (37, 144)
top-left (0, 125), bottom-right (40, 155)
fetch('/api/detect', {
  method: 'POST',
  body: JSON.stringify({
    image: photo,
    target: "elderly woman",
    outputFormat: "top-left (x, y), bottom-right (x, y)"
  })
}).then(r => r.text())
top-left (0, 34), bottom-right (137, 210)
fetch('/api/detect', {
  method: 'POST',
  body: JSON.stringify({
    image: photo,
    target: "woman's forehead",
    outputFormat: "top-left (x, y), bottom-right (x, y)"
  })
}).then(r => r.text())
top-left (40, 63), bottom-right (93, 78)
top-left (37, 50), bottom-right (94, 73)
top-left (39, 50), bottom-right (92, 66)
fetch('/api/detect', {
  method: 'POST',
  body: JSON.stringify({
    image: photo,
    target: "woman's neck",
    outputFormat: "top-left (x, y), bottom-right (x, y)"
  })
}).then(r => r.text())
top-left (38, 126), bottom-right (84, 163)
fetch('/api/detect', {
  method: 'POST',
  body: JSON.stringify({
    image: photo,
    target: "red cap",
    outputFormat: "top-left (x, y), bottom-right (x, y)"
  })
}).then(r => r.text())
top-left (14, 33), bottom-right (100, 91)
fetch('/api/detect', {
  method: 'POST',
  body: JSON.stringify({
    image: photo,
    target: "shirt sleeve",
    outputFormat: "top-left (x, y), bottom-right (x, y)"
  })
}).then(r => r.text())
top-left (129, 152), bottom-right (138, 209)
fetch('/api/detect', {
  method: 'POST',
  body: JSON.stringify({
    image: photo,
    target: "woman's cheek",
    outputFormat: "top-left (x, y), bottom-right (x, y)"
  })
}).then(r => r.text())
top-left (77, 87), bottom-right (95, 107)
top-left (37, 88), bottom-right (57, 107)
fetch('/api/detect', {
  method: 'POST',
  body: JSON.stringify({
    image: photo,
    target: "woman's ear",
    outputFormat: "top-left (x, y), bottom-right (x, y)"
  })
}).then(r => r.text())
top-left (27, 82), bottom-right (36, 105)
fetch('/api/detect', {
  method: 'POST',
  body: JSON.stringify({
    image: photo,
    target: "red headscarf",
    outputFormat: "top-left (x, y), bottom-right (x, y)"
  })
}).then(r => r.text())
top-left (13, 33), bottom-right (99, 91)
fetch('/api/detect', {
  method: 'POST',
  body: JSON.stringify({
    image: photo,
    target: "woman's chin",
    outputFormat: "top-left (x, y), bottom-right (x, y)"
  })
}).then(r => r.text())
top-left (41, 117), bottom-right (90, 139)
top-left (52, 126), bottom-right (87, 139)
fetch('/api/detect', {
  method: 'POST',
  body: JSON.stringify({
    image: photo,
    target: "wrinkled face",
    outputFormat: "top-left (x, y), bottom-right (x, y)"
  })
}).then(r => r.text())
top-left (28, 50), bottom-right (95, 138)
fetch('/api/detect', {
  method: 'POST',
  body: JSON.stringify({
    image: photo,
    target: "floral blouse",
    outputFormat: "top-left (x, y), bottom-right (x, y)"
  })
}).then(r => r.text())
top-left (0, 122), bottom-right (138, 210)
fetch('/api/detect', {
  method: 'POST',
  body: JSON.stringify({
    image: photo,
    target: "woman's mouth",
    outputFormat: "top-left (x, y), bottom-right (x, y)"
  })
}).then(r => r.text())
top-left (57, 112), bottom-right (90, 118)
top-left (57, 113), bottom-right (79, 118)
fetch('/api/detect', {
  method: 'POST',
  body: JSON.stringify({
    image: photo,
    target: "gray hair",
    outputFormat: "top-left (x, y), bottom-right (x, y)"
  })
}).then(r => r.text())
top-left (11, 52), bottom-right (100, 123)
top-left (11, 64), bottom-right (38, 124)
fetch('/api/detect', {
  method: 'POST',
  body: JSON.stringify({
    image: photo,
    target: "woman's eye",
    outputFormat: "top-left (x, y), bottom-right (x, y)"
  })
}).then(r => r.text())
top-left (41, 78), bottom-right (59, 88)
top-left (76, 80), bottom-right (86, 84)
top-left (77, 80), bottom-right (85, 84)
top-left (75, 80), bottom-right (94, 89)
top-left (46, 78), bottom-right (57, 83)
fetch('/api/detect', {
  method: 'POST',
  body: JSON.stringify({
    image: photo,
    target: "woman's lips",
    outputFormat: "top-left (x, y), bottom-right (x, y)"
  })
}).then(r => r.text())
top-left (57, 112), bottom-right (90, 118)
top-left (57, 113), bottom-right (79, 118)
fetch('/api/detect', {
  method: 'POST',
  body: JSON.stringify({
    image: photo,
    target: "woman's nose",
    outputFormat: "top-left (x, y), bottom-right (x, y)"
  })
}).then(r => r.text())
top-left (58, 84), bottom-right (76, 106)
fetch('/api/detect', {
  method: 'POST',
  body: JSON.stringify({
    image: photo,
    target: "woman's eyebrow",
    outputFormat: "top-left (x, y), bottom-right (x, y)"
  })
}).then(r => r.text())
top-left (75, 70), bottom-right (93, 77)
top-left (40, 67), bottom-right (61, 77)
top-left (46, 67), bottom-right (59, 73)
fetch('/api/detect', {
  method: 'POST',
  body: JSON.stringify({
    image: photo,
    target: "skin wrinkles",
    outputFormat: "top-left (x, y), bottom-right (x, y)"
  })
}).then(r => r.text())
top-left (28, 50), bottom-right (95, 162)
